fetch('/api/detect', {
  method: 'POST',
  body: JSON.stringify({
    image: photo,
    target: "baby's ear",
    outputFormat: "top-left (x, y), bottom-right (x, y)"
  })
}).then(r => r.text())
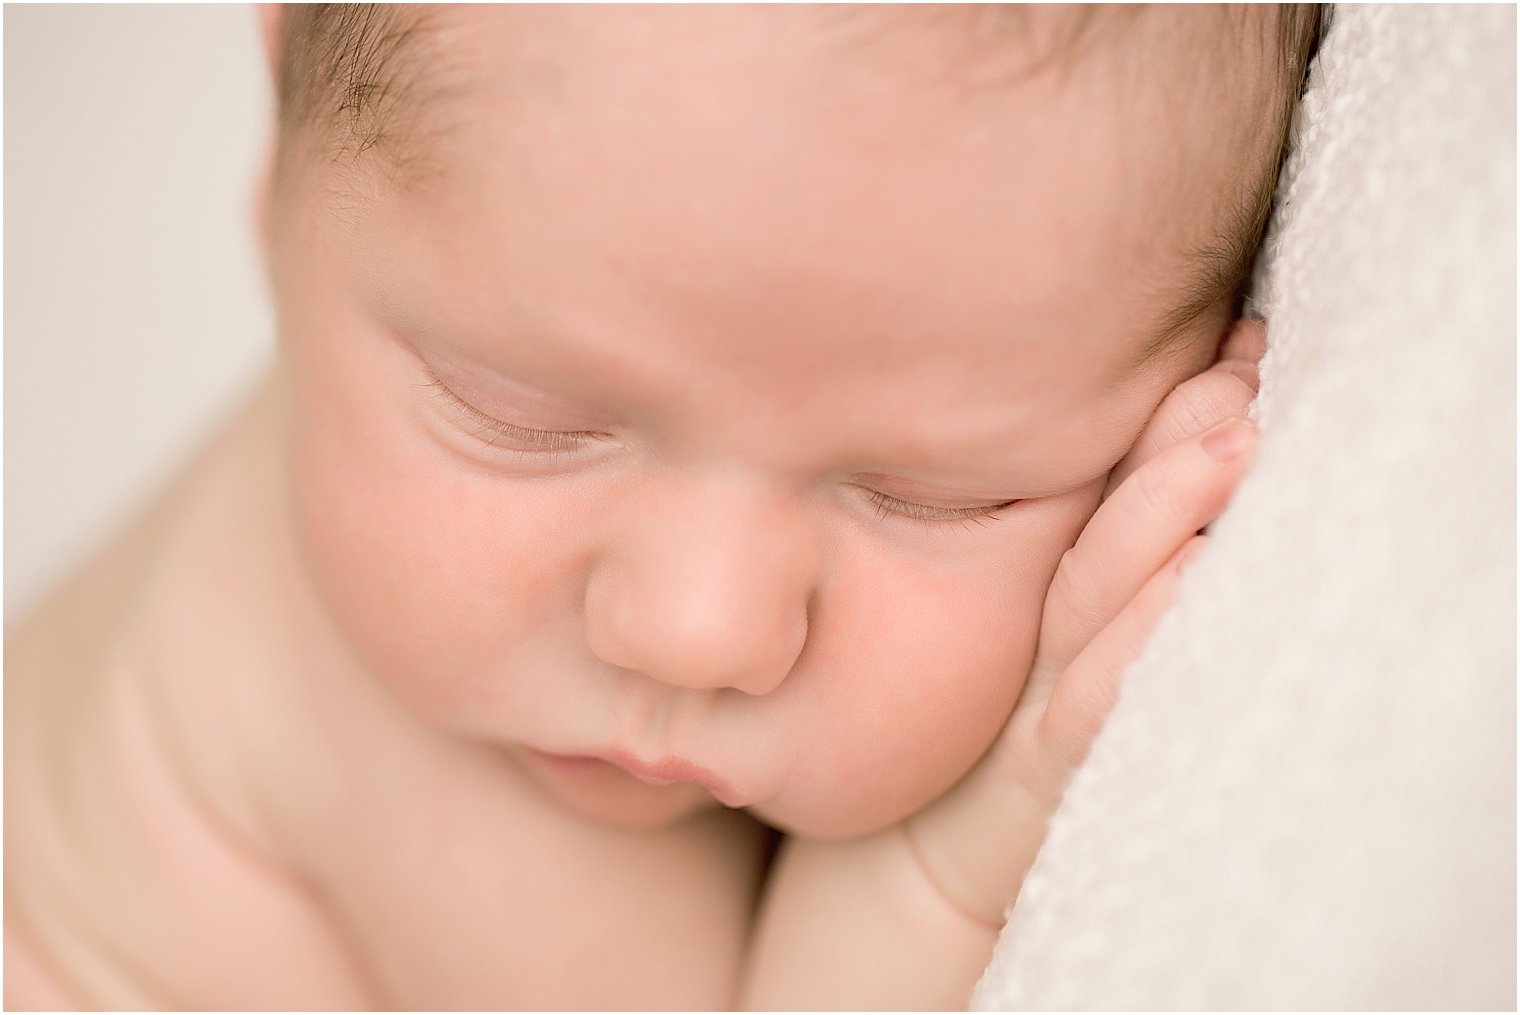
top-left (251, 5), bottom-right (284, 296)
top-left (257, 4), bottom-right (284, 87)
top-left (250, 147), bottom-right (276, 298)
top-left (1218, 317), bottom-right (1268, 365)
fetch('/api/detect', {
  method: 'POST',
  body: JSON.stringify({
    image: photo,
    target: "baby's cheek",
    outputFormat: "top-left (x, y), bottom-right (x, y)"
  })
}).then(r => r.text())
top-left (759, 524), bottom-right (1063, 837)
top-left (286, 393), bottom-right (592, 728)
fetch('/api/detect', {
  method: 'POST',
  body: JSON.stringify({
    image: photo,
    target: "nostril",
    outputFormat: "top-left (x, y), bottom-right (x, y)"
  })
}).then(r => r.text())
top-left (585, 587), bottom-right (807, 696)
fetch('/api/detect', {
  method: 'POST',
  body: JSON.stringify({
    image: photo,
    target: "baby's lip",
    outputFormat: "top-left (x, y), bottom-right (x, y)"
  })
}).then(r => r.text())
top-left (535, 747), bottom-right (745, 807)
top-left (601, 750), bottom-right (745, 807)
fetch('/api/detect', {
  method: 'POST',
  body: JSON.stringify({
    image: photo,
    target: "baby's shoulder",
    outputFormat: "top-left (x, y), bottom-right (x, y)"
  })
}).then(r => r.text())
top-left (4, 378), bottom-right (381, 1008)
top-left (5, 623), bottom-right (380, 1010)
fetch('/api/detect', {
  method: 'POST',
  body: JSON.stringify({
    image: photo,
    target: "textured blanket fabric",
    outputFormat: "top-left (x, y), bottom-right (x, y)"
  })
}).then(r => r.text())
top-left (970, 6), bottom-right (1516, 1010)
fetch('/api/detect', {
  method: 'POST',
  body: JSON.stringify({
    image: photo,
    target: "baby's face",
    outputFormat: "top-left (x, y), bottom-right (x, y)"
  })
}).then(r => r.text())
top-left (267, 7), bottom-right (1268, 836)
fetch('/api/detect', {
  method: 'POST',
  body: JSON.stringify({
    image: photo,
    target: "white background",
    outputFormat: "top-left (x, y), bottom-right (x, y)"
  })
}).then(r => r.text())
top-left (5, 4), bottom-right (273, 626)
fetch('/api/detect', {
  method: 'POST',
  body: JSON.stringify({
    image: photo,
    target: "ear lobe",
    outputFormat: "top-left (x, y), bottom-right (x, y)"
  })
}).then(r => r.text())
top-left (252, 4), bottom-right (285, 295)
top-left (257, 3), bottom-right (284, 87)
top-left (1218, 317), bottom-right (1269, 364)
top-left (250, 145), bottom-right (278, 299)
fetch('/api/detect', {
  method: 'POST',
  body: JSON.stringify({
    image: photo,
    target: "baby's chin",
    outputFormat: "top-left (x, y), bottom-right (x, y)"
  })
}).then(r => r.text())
top-left (547, 795), bottom-right (906, 840)
top-left (559, 793), bottom-right (718, 832)
top-left (744, 794), bottom-right (925, 842)
top-left (517, 769), bottom-right (900, 840)
top-left (511, 745), bottom-right (942, 839)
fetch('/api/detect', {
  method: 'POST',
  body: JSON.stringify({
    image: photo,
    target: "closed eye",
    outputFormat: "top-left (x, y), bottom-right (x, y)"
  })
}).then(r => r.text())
top-left (419, 366), bottom-right (1018, 520)
top-left (863, 488), bottom-right (1019, 527)
top-left (419, 371), bottom-right (605, 455)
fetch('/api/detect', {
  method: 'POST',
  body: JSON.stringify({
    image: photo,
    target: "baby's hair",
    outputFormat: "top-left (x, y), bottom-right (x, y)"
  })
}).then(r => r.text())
top-left (273, 4), bottom-right (454, 194)
top-left (1142, 4), bottom-right (1327, 361)
top-left (274, 4), bottom-right (1325, 351)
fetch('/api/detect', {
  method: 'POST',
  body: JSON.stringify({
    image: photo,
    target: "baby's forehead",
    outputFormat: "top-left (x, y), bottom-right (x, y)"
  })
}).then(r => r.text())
top-left (290, 6), bottom-right (1275, 178)
top-left (282, 6), bottom-right (1294, 366)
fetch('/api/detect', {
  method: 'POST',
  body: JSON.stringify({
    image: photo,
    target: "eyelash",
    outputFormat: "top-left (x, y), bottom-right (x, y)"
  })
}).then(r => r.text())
top-left (864, 489), bottom-right (1019, 529)
top-left (420, 372), bottom-right (603, 455)
top-left (420, 369), bottom-right (1018, 527)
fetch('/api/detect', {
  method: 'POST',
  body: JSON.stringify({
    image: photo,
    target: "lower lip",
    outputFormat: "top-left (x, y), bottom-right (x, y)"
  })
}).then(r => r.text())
top-left (523, 749), bottom-right (743, 807)
top-left (525, 750), bottom-right (616, 772)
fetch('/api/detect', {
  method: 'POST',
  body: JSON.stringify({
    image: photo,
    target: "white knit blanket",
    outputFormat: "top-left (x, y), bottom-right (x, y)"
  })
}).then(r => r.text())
top-left (971, 6), bottom-right (1517, 1009)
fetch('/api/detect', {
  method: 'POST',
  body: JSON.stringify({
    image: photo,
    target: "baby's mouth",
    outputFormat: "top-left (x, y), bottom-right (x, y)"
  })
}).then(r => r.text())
top-left (524, 747), bottom-right (744, 807)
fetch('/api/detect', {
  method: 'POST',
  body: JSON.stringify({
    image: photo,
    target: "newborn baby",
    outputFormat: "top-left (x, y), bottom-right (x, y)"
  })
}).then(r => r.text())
top-left (6, 4), bottom-right (1318, 1008)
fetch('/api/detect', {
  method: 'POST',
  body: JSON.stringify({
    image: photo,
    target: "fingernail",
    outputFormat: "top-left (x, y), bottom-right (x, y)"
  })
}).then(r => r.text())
top-left (1221, 360), bottom-right (1260, 393)
top-left (1201, 417), bottom-right (1256, 462)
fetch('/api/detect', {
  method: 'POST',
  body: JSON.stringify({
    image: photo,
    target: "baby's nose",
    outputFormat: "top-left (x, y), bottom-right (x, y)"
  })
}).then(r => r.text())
top-left (582, 476), bottom-right (815, 696)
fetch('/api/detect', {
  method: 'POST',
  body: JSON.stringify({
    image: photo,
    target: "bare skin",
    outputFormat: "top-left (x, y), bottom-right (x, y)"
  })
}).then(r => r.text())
top-left (6, 372), bottom-right (775, 1010)
top-left (6, 6), bottom-right (1277, 1009)
top-left (3, 326), bottom-right (1263, 1012)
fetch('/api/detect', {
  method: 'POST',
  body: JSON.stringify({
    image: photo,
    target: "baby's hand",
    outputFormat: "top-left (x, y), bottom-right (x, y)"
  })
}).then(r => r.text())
top-left (900, 319), bottom-right (1266, 927)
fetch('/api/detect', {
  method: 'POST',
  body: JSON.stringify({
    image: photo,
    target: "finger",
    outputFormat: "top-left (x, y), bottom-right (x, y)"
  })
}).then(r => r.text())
top-left (1034, 416), bottom-right (1256, 687)
top-left (1037, 535), bottom-right (1208, 771)
top-left (1106, 319), bottom-right (1266, 498)
top-left (1105, 356), bottom-right (1258, 496)
top-left (1218, 316), bottom-right (1268, 364)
